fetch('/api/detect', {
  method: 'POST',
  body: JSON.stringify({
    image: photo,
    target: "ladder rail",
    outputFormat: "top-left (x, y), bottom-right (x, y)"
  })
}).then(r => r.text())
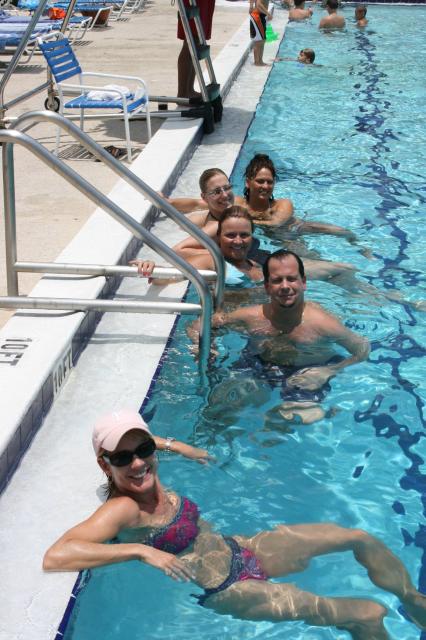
top-left (12, 110), bottom-right (225, 309)
top-left (176, 0), bottom-right (219, 103)
top-left (1, 128), bottom-right (213, 373)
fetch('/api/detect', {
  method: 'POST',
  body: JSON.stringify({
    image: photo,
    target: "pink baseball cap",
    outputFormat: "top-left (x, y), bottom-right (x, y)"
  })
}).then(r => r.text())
top-left (92, 409), bottom-right (152, 456)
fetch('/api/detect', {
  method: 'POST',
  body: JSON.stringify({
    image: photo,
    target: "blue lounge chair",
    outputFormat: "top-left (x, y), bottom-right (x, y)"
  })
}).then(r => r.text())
top-left (38, 34), bottom-right (151, 161)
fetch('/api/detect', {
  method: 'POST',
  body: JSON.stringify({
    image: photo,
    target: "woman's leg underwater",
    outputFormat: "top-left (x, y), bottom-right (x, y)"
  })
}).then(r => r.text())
top-left (235, 523), bottom-right (426, 629)
top-left (206, 580), bottom-right (388, 640)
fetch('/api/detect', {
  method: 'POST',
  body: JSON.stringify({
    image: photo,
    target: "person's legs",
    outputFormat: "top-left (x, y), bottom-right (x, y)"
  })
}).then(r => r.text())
top-left (205, 579), bottom-right (388, 638)
top-left (235, 523), bottom-right (426, 629)
top-left (177, 41), bottom-right (197, 98)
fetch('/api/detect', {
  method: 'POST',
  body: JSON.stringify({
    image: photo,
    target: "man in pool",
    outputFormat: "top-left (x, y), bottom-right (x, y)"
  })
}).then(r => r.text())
top-left (288, 0), bottom-right (313, 21)
top-left (189, 249), bottom-right (370, 424)
top-left (319, 0), bottom-right (345, 29)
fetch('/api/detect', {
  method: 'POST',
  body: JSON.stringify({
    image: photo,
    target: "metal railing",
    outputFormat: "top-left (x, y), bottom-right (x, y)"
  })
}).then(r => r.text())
top-left (0, 122), bottom-right (224, 373)
top-left (12, 110), bottom-right (225, 307)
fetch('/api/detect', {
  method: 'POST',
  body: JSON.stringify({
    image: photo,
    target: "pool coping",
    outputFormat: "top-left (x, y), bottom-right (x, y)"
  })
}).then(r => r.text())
top-left (0, 17), bottom-right (253, 495)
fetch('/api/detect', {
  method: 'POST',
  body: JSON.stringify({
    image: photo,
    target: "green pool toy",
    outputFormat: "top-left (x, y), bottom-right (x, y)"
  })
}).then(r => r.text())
top-left (266, 23), bottom-right (279, 42)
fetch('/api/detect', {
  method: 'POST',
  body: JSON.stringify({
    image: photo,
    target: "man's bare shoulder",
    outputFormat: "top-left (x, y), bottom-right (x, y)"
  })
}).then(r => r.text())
top-left (305, 301), bottom-right (350, 338)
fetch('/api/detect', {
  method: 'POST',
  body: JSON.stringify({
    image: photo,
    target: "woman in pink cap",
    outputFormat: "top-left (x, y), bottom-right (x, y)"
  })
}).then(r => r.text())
top-left (44, 410), bottom-right (426, 637)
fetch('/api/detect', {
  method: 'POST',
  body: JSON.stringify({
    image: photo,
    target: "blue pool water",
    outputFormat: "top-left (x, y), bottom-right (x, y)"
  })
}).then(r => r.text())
top-left (61, 5), bottom-right (426, 639)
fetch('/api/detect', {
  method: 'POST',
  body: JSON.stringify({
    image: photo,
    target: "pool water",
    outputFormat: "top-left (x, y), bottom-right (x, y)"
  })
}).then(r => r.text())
top-left (62, 5), bottom-right (426, 639)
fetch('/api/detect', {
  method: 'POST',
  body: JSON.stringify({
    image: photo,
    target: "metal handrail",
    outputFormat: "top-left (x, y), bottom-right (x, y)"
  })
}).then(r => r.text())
top-left (0, 129), bottom-right (213, 373)
top-left (12, 111), bottom-right (225, 308)
top-left (14, 262), bottom-right (217, 280)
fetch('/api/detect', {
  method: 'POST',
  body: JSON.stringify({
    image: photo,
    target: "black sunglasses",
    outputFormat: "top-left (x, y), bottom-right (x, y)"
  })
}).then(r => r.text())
top-left (103, 439), bottom-right (157, 467)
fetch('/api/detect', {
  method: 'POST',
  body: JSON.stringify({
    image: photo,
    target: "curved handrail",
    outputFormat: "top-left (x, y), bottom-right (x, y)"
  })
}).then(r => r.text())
top-left (12, 110), bottom-right (225, 308)
top-left (1, 128), bottom-right (212, 374)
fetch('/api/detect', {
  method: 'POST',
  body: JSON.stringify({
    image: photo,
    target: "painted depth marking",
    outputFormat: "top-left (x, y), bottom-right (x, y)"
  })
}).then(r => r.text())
top-left (53, 347), bottom-right (73, 397)
top-left (0, 338), bottom-right (33, 366)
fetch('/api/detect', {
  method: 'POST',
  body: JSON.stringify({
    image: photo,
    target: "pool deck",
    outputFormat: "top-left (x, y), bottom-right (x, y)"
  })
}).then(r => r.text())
top-left (0, 3), bottom-right (288, 639)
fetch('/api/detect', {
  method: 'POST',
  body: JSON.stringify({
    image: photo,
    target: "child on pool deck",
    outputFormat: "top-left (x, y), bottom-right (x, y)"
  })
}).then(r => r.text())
top-left (249, 0), bottom-right (273, 66)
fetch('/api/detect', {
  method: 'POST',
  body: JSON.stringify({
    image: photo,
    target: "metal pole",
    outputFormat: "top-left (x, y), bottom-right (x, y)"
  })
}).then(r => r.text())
top-left (0, 129), bottom-right (213, 373)
top-left (13, 111), bottom-right (225, 308)
top-left (2, 141), bottom-right (18, 295)
top-left (0, 297), bottom-right (202, 314)
top-left (176, 0), bottom-right (209, 104)
top-left (0, 0), bottom-right (50, 122)
top-left (14, 261), bottom-right (217, 281)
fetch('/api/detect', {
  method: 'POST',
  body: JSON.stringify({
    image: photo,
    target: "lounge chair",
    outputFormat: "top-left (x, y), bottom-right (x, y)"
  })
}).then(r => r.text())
top-left (38, 33), bottom-right (151, 161)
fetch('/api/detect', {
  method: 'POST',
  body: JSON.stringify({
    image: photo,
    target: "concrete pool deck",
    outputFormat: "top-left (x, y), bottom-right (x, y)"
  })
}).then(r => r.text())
top-left (0, 4), bottom-right (289, 638)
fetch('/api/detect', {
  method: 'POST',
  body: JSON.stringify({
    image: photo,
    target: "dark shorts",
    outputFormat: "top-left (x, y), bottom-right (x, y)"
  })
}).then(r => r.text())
top-left (177, 0), bottom-right (215, 41)
top-left (235, 349), bottom-right (333, 403)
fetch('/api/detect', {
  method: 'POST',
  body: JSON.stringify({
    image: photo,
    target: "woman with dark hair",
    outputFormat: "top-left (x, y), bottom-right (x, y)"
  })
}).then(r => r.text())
top-left (44, 410), bottom-right (426, 638)
top-left (235, 153), bottom-right (355, 241)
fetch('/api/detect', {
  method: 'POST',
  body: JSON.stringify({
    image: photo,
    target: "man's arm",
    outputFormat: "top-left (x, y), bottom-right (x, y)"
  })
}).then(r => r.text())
top-left (255, 0), bottom-right (272, 18)
top-left (287, 310), bottom-right (369, 390)
top-left (186, 307), bottom-right (253, 351)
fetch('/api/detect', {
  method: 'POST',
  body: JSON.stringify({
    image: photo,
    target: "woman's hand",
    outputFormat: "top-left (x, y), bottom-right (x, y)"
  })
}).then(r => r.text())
top-left (179, 443), bottom-right (215, 465)
top-left (129, 259), bottom-right (155, 281)
top-left (141, 546), bottom-right (195, 582)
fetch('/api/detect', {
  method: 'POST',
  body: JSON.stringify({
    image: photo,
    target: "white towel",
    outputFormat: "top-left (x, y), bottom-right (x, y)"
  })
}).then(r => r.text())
top-left (86, 84), bottom-right (131, 101)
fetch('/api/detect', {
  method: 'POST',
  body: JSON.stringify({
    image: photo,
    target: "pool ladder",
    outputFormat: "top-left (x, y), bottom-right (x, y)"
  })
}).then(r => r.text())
top-left (0, 111), bottom-right (225, 375)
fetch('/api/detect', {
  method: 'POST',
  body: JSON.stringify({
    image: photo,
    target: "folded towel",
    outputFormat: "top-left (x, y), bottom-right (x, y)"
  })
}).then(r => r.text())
top-left (86, 84), bottom-right (131, 101)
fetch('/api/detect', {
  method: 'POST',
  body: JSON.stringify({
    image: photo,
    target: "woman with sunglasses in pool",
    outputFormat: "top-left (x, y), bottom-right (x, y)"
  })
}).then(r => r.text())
top-left (44, 409), bottom-right (426, 638)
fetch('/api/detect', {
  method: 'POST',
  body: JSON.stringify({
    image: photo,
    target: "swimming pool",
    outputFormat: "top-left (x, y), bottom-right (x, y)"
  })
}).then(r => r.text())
top-left (60, 5), bottom-right (425, 639)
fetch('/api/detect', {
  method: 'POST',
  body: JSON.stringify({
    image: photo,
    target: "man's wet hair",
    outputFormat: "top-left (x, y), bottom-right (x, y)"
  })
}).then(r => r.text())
top-left (199, 168), bottom-right (228, 193)
top-left (355, 4), bottom-right (367, 17)
top-left (262, 249), bottom-right (305, 282)
top-left (326, 0), bottom-right (339, 10)
top-left (294, 0), bottom-right (306, 7)
top-left (302, 48), bottom-right (315, 63)
top-left (217, 206), bottom-right (254, 236)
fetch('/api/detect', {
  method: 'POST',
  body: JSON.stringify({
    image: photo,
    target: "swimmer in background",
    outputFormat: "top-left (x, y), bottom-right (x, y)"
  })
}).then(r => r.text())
top-left (319, 0), bottom-right (345, 29)
top-left (275, 48), bottom-right (316, 64)
top-left (355, 4), bottom-right (368, 27)
top-left (288, 0), bottom-right (313, 21)
top-left (249, 0), bottom-right (273, 66)
top-left (188, 249), bottom-right (370, 424)
top-left (44, 409), bottom-right (426, 638)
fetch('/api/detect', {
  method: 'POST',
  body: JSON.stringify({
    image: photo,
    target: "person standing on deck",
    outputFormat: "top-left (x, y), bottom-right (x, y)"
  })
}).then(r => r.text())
top-left (249, 0), bottom-right (273, 66)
